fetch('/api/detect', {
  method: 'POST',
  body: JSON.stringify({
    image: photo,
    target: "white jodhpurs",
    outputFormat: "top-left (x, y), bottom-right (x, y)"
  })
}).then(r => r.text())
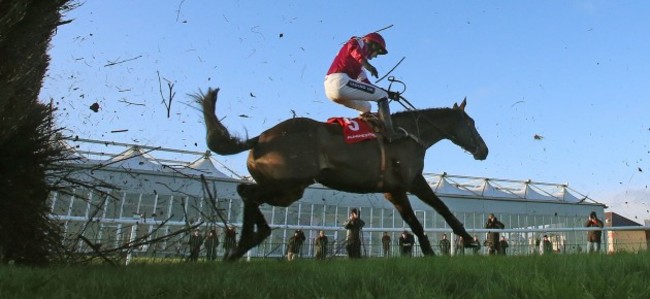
top-left (324, 73), bottom-right (388, 114)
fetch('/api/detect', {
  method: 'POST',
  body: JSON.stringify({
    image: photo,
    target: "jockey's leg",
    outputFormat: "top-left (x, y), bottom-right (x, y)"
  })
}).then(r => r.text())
top-left (378, 98), bottom-right (394, 132)
top-left (378, 98), bottom-right (405, 142)
top-left (324, 73), bottom-right (385, 114)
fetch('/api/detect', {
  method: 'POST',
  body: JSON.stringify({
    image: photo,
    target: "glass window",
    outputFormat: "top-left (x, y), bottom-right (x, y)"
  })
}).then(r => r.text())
top-left (273, 207), bottom-right (287, 226)
top-left (260, 204), bottom-right (274, 225)
top-left (415, 210), bottom-right (426, 229)
top-left (338, 207), bottom-right (349, 228)
top-left (154, 195), bottom-right (171, 219)
top-left (469, 212), bottom-right (482, 229)
top-left (70, 188), bottom-right (90, 217)
top-left (299, 204), bottom-right (312, 226)
top-left (139, 194), bottom-right (157, 217)
top-left (286, 205), bottom-right (299, 226)
top-left (382, 208), bottom-right (395, 229)
top-left (324, 205), bottom-right (337, 227)
top-left (82, 221), bottom-right (102, 247)
top-left (86, 191), bottom-right (107, 219)
top-left (98, 224), bottom-right (119, 249)
top-left (122, 193), bottom-right (141, 218)
top-left (118, 224), bottom-right (136, 247)
top-left (202, 196), bottom-right (220, 224)
top-left (186, 196), bottom-right (203, 224)
top-left (169, 196), bottom-right (186, 222)
top-left (63, 221), bottom-right (84, 251)
top-left (227, 198), bottom-right (242, 224)
top-left (53, 191), bottom-right (72, 216)
top-left (311, 205), bottom-right (324, 227)
top-left (266, 230), bottom-right (285, 257)
top-left (104, 191), bottom-right (124, 219)
top-left (370, 208), bottom-right (382, 228)
top-left (437, 212), bottom-right (447, 230)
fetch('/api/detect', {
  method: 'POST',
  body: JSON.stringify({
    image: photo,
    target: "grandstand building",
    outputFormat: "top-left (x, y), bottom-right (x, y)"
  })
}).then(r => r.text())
top-left (50, 138), bottom-right (606, 259)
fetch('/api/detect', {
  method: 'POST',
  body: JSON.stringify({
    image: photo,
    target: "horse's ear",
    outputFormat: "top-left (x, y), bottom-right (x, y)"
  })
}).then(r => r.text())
top-left (460, 97), bottom-right (467, 110)
top-left (453, 103), bottom-right (459, 109)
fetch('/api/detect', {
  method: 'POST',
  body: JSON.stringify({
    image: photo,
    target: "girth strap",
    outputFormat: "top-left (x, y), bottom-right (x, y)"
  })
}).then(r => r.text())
top-left (376, 135), bottom-right (387, 189)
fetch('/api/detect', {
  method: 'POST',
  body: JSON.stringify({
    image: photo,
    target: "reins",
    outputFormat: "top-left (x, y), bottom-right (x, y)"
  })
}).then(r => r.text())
top-left (384, 77), bottom-right (459, 145)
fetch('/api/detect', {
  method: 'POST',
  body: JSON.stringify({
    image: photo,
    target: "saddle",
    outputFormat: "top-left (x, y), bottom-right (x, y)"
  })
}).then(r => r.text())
top-left (361, 111), bottom-right (408, 143)
top-left (326, 116), bottom-right (377, 144)
top-left (359, 112), bottom-right (386, 134)
top-left (326, 113), bottom-right (407, 144)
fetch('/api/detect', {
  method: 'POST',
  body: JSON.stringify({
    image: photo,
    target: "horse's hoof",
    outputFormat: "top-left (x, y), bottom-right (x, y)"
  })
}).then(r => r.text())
top-left (464, 241), bottom-right (479, 248)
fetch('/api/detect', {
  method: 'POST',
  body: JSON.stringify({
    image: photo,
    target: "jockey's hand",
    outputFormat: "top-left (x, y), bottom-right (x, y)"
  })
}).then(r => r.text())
top-left (388, 91), bottom-right (400, 100)
top-left (365, 63), bottom-right (378, 78)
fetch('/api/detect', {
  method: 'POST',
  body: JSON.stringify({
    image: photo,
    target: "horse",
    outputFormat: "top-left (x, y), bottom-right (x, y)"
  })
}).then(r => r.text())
top-left (197, 88), bottom-right (488, 261)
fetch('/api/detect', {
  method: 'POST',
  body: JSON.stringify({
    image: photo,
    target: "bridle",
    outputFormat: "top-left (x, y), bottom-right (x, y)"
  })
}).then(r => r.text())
top-left (384, 77), bottom-right (464, 146)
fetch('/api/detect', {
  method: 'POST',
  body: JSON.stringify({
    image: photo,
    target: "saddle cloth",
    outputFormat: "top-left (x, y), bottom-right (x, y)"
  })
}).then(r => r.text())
top-left (326, 117), bottom-right (377, 144)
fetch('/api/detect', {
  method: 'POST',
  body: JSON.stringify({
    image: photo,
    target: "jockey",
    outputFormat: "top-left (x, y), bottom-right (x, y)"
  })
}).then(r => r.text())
top-left (324, 32), bottom-right (401, 141)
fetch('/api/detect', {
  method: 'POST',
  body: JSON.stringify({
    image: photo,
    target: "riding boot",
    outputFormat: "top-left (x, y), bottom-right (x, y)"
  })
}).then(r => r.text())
top-left (378, 98), bottom-right (403, 142)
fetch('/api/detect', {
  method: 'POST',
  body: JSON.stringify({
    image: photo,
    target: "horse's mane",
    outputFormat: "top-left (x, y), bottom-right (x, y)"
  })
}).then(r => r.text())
top-left (391, 107), bottom-right (462, 137)
top-left (393, 107), bottom-right (455, 118)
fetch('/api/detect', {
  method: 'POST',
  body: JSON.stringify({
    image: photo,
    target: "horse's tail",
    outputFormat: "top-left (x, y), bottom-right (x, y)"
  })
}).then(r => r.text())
top-left (195, 88), bottom-right (258, 155)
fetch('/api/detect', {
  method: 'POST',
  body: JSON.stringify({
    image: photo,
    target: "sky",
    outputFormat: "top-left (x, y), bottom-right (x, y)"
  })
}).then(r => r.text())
top-left (41, 1), bottom-right (650, 222)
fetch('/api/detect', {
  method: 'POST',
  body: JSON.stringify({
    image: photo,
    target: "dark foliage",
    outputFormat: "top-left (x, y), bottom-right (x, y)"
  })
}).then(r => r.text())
top-left (0, 0), bottom-right (73, 265)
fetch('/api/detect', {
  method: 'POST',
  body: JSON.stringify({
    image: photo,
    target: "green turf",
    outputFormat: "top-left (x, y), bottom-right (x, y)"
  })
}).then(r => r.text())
top-left (1, 253), bottom-right (649, 299)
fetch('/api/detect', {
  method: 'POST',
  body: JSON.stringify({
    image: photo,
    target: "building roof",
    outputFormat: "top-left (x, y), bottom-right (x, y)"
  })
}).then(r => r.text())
top-left (424, 173), bottom-right (598, 203)
top-left (61, 137), bottom-right (602, 204)
top-left (61, 138), bottom-right (233, 179)
top-left (605, 212), bottom-right (643, 227)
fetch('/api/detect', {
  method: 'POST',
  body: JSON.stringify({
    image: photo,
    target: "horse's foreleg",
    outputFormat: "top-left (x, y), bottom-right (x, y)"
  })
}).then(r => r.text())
top-left (384, 192), bottom-right (435, 256)
top-left (409, 175), bottom-right (473, 244)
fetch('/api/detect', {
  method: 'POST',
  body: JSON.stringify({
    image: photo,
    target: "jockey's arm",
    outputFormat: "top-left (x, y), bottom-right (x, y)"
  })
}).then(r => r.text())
top-left (362, 59), bottom-right (378, 78)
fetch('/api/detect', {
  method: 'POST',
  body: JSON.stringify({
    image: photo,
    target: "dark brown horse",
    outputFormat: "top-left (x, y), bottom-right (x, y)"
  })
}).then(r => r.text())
top-left (198, 88), bottom-right (488, 261)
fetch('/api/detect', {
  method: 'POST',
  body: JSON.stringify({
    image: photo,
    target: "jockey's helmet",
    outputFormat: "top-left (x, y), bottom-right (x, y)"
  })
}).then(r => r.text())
top-left (363, 32), bottom-right (387, 55)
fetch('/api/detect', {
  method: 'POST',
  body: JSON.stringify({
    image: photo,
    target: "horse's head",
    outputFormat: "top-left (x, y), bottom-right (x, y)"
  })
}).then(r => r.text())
top-left (448, 98), bottom-right (488, 160)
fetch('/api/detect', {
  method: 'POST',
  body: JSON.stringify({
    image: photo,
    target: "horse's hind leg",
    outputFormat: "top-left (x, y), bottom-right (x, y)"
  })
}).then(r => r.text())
top-left (223, 184), bottom-right (272, 261)
top-left (384, 191), bottom-right (435, 256)
top-left (226, 182), bottom-right (307, 261)
top-left (232, 199), bottom-right (271, 260)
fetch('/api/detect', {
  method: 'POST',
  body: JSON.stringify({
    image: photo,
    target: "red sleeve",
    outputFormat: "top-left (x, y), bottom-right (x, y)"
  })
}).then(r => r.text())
top-left (348, 39), bottom-right (367, 65)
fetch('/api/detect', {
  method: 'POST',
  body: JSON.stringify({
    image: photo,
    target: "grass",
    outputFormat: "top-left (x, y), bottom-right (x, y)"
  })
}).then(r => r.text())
top-left (1, 253), bottom-right (649, 299)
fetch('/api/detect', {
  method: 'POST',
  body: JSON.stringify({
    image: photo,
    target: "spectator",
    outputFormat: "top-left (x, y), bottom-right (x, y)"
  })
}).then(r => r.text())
top-left (314, 230), bottom-right (329, 260)
top-left (485, 213), bottom-right (505, 255)
top-left (344, 208), bottom-right (365, 258)
top-left (286, 231), bottom-right (301, 261)
top-left (439, 233), bottom-right (451, 256)
top-left (223, 225), bottom-right (237, 256)
top-left (381, 232), bottom-right (391, 257)
top-left (204, 229), bottom-right (219, 261)
top-left (540, 235), bottom-right (553, 255)
top-left (498, 236), bottom-right (509, 256)
top-left (188, 229), bottom-right (204, 262)
top-left (455, 236), bottom-right (465, 256)
top-left (584, 211), bottom-right (604, 253)
top-left (399, 230), bottom-right (415, 257)
top-left (295, 229), bottom-right (306, 257)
